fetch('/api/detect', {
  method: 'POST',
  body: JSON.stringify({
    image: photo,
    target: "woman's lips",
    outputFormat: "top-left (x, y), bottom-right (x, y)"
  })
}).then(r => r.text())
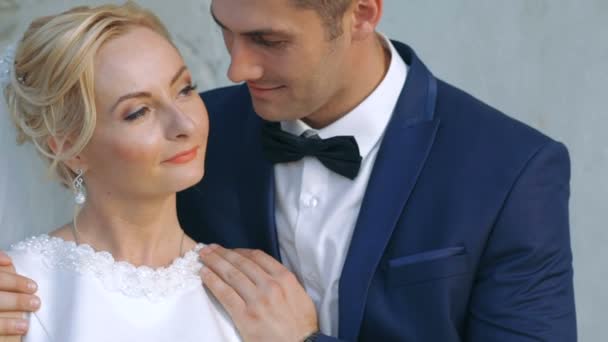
top-left (164, 146), bottom-right (198, 164)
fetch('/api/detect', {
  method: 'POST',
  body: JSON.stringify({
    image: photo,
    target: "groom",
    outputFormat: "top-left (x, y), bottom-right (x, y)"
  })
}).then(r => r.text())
top-left (0, 0), bottom-right (576, 340)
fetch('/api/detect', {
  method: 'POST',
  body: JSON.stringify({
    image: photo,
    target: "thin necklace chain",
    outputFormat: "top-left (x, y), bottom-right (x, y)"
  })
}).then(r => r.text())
top-left (71, 220), bottom-right (186, 258)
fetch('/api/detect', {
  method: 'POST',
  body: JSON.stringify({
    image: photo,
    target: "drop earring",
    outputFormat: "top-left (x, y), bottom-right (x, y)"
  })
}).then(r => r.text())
top-left (73, 169), bottom-right (86, 205)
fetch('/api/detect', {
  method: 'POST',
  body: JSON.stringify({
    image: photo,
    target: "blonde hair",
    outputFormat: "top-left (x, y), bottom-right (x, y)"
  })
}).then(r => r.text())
top-left (3, 1), bottom-right (172, 187)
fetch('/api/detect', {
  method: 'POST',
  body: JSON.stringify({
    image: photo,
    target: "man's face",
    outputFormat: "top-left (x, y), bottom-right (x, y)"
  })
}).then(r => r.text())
top-left (211, 0), bottom-right (352, 125)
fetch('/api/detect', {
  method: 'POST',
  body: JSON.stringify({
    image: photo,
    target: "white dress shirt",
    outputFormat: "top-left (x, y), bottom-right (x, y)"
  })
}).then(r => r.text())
top-left (274, 36), bottom-right (408, 336)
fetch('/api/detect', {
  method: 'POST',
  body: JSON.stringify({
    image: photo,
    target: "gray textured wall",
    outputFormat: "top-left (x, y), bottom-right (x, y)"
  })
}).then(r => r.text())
top-left (0, 1), bottom-right (605, 340)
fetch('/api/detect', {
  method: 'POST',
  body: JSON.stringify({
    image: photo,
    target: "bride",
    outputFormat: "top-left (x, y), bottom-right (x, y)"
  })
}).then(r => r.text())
top-left (0, 3), bottom-right (288, 341)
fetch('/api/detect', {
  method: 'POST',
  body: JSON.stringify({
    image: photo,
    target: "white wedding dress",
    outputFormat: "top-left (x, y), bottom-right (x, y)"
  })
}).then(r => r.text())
top-left (7, 235), bottom-right (243, 342)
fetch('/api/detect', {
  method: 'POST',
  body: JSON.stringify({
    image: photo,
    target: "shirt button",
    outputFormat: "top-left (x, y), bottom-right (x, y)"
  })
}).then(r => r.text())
top-left (301, 195), bottom-right (309, 207)
top-left (301, 194), bottom-right (319, 208)
top-left (309, 197), bottom-right (319, 208)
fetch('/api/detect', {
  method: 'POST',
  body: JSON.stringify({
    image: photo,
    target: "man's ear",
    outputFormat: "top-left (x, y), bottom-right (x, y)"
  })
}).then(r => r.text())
top-left (349, 0), bottom-right (383, 41)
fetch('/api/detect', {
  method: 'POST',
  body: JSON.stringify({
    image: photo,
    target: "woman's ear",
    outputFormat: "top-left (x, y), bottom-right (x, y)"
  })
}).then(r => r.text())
top-left (47, 136), bottom-right (88, 173)
top-left (47, 136), bottom-right (61, 156)
top-left (65, 156), bottom-right (88, 175)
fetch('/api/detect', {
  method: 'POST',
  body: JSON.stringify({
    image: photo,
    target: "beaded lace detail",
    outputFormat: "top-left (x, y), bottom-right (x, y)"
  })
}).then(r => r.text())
top-left (11, 235), bottom-right (204, 301)
top-left (0, 44), bottom-right (17, 90)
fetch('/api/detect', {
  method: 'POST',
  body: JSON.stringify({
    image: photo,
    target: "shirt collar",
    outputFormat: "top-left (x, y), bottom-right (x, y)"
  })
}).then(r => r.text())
top-left (281, 34), bottom-right (408, 158)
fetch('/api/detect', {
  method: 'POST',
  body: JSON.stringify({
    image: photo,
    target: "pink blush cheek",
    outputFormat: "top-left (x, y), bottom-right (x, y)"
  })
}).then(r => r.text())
top-left (111, 140), bottom-right (160, 165)
top-left (96, 135), bottom-right (162, 174)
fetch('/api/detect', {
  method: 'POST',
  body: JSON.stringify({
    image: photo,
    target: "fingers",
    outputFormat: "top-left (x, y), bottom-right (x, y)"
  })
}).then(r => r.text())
top-left (199, 245), bottom-right (257, 302)
top-left (211, 246), bottom-right (270, 286)
top-left (0, 252), bottom-right (12, 267)
top-left (235, 249), bottom-right (299, 291)
top-left (0, 315), bottom-right (28, 337)
top-left (234, 249), bottom-right (289, 278)
top-left (200, 266), bottom-right (246, 320)
top-left (0, 271), bottom-right (37, 294)
top-left (201, 246), bottom-right (319, 342)
top-left (199, 244), bottom-right (295, 324)
top-left (0, 291), bottom-right (40, 313)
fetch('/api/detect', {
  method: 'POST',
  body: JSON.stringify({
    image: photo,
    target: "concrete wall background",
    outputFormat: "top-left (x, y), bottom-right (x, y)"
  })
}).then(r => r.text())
top-left (1, 1), bottom-right (605, 340)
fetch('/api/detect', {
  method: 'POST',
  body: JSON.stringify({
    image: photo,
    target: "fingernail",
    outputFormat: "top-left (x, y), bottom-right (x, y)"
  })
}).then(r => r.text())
top-left (29, 297), bottom-right (40, 309)
top-left (15, 320), bottom-right (28, 333)
top-left (200, 246), bottom-right (214, 255)
top-left (27, 281), bottom-right (37, 292)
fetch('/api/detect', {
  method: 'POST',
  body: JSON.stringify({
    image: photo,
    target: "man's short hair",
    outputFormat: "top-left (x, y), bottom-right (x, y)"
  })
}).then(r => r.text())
top-left (290, 0), bottom-right (354, 39)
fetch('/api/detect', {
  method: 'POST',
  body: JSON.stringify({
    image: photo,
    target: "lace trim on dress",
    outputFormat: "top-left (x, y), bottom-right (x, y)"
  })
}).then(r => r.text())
top-left (11, 234), bottom-right (205, 301)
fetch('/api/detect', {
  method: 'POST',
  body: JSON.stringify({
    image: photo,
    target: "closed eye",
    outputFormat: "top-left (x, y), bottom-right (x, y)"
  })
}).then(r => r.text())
top-left (250, 34), bottom-right (286, 48)
top-left (179, 83), bottom-right (198, 97)
top-left (124, 107), bottom-right (149, 121)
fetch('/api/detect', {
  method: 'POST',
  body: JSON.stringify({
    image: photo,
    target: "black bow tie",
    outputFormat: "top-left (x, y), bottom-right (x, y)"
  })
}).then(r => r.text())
top-left (261, 122), bottom-right (362, 180)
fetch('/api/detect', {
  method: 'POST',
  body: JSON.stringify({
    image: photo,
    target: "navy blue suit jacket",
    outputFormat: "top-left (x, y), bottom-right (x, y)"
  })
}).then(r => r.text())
top-left (177, 41), bottom-right (576, 341)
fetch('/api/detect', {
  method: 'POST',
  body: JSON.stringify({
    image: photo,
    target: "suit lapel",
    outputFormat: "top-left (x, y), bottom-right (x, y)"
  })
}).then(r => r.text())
top-left (338, 43), bottom-right (441, 340)
top-left (238, 99), bottom-right (281, 259)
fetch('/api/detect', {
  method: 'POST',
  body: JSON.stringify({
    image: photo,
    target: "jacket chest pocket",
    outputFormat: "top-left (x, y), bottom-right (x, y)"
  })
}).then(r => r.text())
top-left (385, 246), bottom-right (470, 286)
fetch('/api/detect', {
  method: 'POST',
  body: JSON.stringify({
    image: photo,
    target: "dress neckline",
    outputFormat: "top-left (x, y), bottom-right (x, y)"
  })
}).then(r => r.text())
top-left (11, 234), bottom-right (205, 300)
top-left (48, 233), bottom-right (198, 269)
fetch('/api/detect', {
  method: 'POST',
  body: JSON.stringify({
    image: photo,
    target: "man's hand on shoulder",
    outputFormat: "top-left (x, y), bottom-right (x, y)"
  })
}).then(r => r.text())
top-left (199, 245), bottom-right (319, 342)
top-left (0, 251), bottom-right (39, 337)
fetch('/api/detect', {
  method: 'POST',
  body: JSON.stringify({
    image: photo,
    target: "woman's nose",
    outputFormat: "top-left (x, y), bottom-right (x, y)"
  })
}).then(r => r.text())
top-left (165, 104), bottom-right (196, 140)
